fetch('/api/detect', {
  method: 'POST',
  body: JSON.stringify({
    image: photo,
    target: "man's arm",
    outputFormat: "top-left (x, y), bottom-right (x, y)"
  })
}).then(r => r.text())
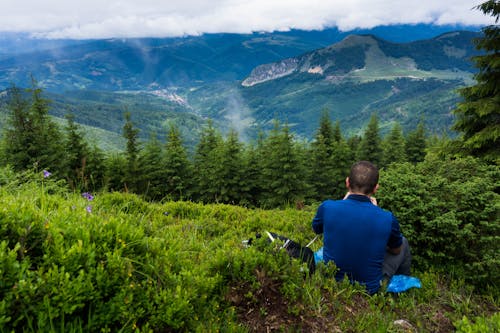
top-left (387, 214), bottom-right (403, 254)
top-left (311, 203), bottom-right (325, 234)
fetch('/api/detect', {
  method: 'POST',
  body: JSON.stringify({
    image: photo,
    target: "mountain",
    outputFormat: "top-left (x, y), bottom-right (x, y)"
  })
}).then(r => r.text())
top-left (188, 31), bottom-right (481, 138)
top-left (0, 28), bottom-right (483, 149)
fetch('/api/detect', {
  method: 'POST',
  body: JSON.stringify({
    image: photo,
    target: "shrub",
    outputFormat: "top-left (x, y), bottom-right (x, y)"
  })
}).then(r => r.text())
top-left (378, 156), bottom-right (499, 289)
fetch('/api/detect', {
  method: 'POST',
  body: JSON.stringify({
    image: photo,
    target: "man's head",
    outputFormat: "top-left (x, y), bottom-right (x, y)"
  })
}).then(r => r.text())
top-left (346, 161), bottom-right (379, 195)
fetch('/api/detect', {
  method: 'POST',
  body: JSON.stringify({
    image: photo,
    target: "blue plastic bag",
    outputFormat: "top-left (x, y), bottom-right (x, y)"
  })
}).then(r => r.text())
top-left (314, 247), bottom-right (323, 264)
top-left (386, 275), bottom-right (421, 293)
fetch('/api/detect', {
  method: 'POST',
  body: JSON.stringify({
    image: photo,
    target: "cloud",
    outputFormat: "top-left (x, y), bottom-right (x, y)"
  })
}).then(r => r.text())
top-left (0, 0), bottom-right (495, 39)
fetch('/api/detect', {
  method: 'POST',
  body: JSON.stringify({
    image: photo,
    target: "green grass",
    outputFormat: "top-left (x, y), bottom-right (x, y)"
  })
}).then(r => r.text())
top-left (0, 170), bottom-right (498, 332)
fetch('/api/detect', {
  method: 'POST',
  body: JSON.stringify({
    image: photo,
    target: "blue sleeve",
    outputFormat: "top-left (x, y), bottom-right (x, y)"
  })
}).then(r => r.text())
top-left (312, 203), bottom-right (324, 234)
top-left (387, 214), bottom-right (403, 249)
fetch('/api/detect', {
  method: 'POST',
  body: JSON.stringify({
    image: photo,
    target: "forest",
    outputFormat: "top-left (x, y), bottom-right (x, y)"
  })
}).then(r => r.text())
top-left (0, 1), bottom-right (498, 332)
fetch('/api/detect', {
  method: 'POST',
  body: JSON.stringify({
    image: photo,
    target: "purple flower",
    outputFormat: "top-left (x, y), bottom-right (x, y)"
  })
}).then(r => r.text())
top-left (82, 192), bottom-right (94, 201)
top-left (86, 205), bottom-right (92, 213)
top-left (43, 170), bottom-right (51, 178)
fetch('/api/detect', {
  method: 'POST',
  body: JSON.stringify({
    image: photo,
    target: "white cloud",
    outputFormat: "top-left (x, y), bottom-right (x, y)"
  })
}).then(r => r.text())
top-left (0, 0), bottom-right (495, 39)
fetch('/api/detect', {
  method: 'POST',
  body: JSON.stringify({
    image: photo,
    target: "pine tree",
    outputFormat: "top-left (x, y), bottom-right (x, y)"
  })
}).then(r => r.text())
top-left (105, 153), bottom-right (127, 192)
top-left (260, 122), bottom-right (306, 207)
top-left (122, 112), bottom-right (141, 192)
top-left (138, 133), bottom-right (166, 200)
top-left (358, 113), bottom-right (383, 166)
top-left (309, 114), bottom-right (337, 201)
top-left (240, 132), bottom-right (266, 206)
top-left (28, 82), bottom-right (65, 174)
top-left (86, 144), bottom-right (106, 191)
top-left (452, 0), bottom-right (500, 161)
top-left (330, 136), bottom-right (352, 199)
top-left (193, 120), bottom-right (223, 202)
top-left (317, 111), bottom-right (335, 153)
top-left (382, 122), bottom-right (406, 167)
top-left (64, 113), bottom-right (90, 190)
top-left (216, 129), bottom-right (244, 204)
top-left (332, 120), bottom-right (343, 143)
top-left (405, 121), bottom-right (427, 164)
top-left (164, 125), bottom-right (192, 201)
top-left (3, 86), bottom-right (31, 171)
top-left (3, 83), bottom-right (64, 174)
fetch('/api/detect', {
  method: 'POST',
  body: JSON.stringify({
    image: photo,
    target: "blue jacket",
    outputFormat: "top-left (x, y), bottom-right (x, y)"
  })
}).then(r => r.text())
top-left (312, 194), bottom-right (402, 294)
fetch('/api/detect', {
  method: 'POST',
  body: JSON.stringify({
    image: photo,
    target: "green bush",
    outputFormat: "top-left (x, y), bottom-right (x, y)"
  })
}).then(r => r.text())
top-left (378, 156), bottom-right (499, 289)
top-left (455, 312), bottom-right (500, 333)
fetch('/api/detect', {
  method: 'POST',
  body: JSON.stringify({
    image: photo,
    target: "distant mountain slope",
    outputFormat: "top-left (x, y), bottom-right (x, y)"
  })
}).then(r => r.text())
top-left (0, 26), bottom-right (481, 92)
top-left (242, 31), bottom-right (480, 86)
top-left (0, 28), bottom-right (484, 147)
top-left (189, 31), bottom-right (481, 138)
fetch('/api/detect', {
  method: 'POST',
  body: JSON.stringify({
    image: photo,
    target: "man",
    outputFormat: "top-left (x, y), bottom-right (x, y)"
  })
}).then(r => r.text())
top-left (312, 161), bottom-right (411, 294)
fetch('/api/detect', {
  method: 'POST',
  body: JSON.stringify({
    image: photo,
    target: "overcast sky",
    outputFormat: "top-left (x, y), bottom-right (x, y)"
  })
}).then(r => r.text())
top-left (0, 0), bottom-right (495, 39)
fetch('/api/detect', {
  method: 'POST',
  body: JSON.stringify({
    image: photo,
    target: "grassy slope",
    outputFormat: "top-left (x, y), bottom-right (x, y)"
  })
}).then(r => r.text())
top-left (0, 173), bottom-right (498, 332)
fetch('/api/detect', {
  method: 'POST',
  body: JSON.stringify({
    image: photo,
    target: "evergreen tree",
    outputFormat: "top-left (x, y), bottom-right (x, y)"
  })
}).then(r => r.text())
top-left (405, 121), bottom-right (427, 164)
top-left (64, 113), bottom-right (90, 190)
top-left (240, 132), bottom-right (266, 206)
top-left (193, 120), bottom-right (223, 202)
top-left (28, 82), bottom-right (65, 174)
top-left (164, 125), bottom-right (192, 201)
top-left (452, 0), bottom-right (500, 161)
top-left (317, 111), bottom-right (335, 153)
top-left (332, 120), bottom-right (343, 143)
top-left (216, 129), bottom-right (244, 204)
top-left (347, 135), bottom-right (361, 163)
top-left (330, 137), bottom-right (353, 199)
top-left (138, 133), bottom-right (166, 200)
top-left (122, 112), bottom-right (141, 192)
top-left (86, 144), bottom-right (106, 191)
top-left (105, 153), bottom-right (127, 192)
top-left (260, 122), bottom-right (307, 207)
top-left (3, 83), bottom-right (64, 174)
top-left (358, 113), bottom-right (383, 166)
top-left (309, 115), bottom-right (337, 201)
top-left (2, 86), bottom-right (31, 171)
top-left (382, 122), bottom-right (406, 167)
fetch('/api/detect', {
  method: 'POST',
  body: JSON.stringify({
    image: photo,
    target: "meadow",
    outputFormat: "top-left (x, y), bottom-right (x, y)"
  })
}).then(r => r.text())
top-left (0, 166), bottom-right (498, 332)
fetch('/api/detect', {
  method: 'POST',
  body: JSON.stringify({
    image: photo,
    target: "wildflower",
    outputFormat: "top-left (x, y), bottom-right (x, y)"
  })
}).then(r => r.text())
top-left (86, 205), bottom-right (92, 213)
top-left (42, 170), bottom-right (51, 178)
top-left (82, 192), bottom-right (94, 201)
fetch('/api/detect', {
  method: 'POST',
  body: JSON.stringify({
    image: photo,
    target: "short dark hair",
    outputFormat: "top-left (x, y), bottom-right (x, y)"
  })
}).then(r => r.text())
top-left (349, 161), bottom-right (379, 195)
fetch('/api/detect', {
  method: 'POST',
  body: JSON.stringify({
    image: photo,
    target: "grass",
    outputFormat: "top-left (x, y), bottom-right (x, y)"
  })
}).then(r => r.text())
top-left (0, 173), bottom-right (498, 332)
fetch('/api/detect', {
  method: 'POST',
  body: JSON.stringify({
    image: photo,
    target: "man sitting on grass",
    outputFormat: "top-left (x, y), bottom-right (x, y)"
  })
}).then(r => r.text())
top-left (312, 161), bottom-right (411, 294)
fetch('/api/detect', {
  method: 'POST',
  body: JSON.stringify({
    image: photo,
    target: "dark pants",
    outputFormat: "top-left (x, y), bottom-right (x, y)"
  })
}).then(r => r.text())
top-left (382, 237), bottom-right (412, 278)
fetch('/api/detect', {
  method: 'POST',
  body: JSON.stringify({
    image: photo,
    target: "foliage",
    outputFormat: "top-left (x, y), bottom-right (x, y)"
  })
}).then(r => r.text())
top-left (382, 122), bottom-right (406, 167)
top-left (2, 84), bottom-right (65, 175)
top-left (452, 0), bottom-right (500, 161)
top-left (0, 171), bottom-right (497, 332)
top-left (378, 156), bottom-right (500, 288)
top-left (163, 124), bottom-right (192, 201)
top-left (122, 112), bottom-right (141, 192)
top-left (455, 312), bottom-right (500, 333)
top-left (358, 113), bottom-right (383, 166)
top-left (405, 120), bottom-right (427, 164)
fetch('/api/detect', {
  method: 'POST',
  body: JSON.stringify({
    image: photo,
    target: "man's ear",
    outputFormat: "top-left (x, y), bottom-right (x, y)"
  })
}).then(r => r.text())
top-left (345, 177), bottom-right (350, 189)
top-left (373, 183), bottom-right (379, 194)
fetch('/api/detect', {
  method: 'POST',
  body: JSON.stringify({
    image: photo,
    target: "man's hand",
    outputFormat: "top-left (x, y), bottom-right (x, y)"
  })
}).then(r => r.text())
top-left (369, 196), bottom-right (378, 206)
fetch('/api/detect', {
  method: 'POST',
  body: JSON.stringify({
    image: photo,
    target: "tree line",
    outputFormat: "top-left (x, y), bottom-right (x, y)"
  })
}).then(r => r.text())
top-left (0, 84), bottom-right (428, 207)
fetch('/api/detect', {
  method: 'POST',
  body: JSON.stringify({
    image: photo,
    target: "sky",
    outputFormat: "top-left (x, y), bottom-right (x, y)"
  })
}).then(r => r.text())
top-left (0, 0), bottom-right (495, 39)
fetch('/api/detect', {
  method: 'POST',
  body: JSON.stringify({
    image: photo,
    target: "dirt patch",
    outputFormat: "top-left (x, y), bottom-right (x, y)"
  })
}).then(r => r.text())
top-left (226, 269), bottom-right (342, 332)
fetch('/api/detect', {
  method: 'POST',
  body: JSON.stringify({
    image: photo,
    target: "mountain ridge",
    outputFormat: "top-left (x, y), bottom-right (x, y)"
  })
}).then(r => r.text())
top-left (242, 31), bottom-right (480, 87)
top-left (0, 28), bottom-right (484, 150)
